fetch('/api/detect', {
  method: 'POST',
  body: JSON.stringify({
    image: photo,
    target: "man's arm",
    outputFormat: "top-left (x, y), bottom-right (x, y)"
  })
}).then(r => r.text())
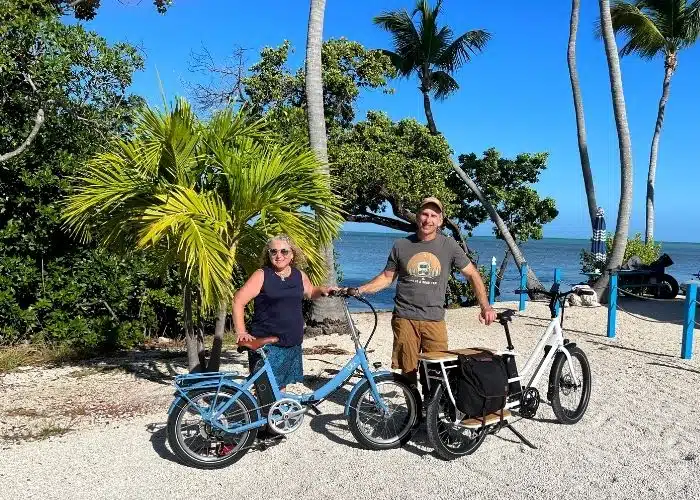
top-left (357, 269), bottom-right (396, 295)
top-left (460, 262), bottom-right (497, 325)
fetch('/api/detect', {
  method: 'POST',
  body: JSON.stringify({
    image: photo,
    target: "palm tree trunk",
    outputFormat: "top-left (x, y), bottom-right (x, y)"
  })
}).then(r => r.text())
top-left (645, 54), bottom-right (675, 244)
top-left (593, 0), bottom-right (634, 299)
top-left (568, 0), bottom-right (597, 228)
top-left (183, 284), bottom-right (202, 373)
top-left (422, 88), bottom-right (438, 135)
top-left (451, 162), bottom-right (545, 292)
top-left (418, 89), bottom-right (544, 292)
top-left (496, 248), bottom-right (510, 297)
top-left (206, 301), bottom-right (227, 372)
top-left (305, 0), bottom-right (347, 330)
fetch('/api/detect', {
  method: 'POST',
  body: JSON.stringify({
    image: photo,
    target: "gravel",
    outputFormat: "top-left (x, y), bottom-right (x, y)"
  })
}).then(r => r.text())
top-left (0, 299), bottom-right (698, 500)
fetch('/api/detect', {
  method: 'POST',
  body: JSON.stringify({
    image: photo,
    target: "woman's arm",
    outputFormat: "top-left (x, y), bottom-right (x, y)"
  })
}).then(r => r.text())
top-left (232, 269), bottom-right (264, 342)
top-left (301, 271), bottom-right (333, 300)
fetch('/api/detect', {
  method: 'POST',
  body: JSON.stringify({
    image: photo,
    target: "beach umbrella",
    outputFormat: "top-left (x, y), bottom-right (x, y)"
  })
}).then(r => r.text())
top-left (591, 207), bottom-right (606, 263)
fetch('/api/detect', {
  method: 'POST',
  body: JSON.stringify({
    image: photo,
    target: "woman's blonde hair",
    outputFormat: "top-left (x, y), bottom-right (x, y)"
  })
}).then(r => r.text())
top-left (260, 234), bottom-right (307, 269)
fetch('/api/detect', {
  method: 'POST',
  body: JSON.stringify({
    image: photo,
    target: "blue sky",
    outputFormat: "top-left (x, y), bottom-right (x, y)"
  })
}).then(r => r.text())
top-left (81, 0), bottom-right (700, 243)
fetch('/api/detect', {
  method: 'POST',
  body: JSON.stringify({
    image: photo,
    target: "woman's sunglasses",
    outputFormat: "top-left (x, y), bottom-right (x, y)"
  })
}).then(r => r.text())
top-left (268, 248), bottom-right (291, 257)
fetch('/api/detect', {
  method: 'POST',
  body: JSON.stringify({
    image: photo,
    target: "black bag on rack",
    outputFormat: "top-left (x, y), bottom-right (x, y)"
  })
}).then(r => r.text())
top-left (455, 352), bottom-right (509, 418)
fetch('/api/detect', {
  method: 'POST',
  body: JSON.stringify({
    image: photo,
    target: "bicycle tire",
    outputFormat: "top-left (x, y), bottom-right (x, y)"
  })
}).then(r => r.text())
top-left (425, 383), bottom-right (487, 460)
top-left (549, 346), bottom-right (591, 425)
top-left (167, 388), bottom-right (259, 469)
top-left (347, 373), bottom-right (419, 450)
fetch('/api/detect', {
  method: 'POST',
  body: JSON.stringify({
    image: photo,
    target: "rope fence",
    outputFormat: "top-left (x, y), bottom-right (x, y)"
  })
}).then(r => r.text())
top-left (486, 258), bottom-right (698, 360)
top-left (606, 274), bottom-right (698, 360)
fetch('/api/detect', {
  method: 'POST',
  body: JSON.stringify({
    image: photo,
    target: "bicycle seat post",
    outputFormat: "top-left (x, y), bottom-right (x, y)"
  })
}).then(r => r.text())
top-left (501, 320), bottom-right (515, 351)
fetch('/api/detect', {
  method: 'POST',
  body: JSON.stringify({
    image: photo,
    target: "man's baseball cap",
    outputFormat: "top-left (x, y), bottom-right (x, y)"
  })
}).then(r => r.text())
top-left (419, 197), bottom-right (444, 213)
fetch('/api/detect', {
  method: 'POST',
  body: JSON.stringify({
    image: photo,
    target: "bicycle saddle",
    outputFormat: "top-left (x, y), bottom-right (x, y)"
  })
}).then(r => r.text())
top-left (236, 336), bottom-right (280, 353)
top-left (497, 309), bottom-right (516, 323)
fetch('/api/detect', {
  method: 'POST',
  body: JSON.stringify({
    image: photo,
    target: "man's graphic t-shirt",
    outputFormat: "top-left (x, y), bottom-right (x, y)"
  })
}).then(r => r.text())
top-left (384, 233), bottom-right (471, 321)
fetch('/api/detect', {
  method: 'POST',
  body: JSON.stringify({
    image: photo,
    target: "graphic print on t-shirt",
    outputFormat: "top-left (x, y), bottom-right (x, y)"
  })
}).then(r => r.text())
top-left (406, 251), bottom-right (441, 284)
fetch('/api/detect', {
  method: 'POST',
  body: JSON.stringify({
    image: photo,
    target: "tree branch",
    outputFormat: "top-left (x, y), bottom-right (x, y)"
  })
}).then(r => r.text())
top-left (379, 188), bottom-right (474, 259)
top-left (345, 211), bottom-right (414, 232)
top-left (443, 215), bottom-right (474, 259)
top-left (0, 74), bottom-right (45, 164)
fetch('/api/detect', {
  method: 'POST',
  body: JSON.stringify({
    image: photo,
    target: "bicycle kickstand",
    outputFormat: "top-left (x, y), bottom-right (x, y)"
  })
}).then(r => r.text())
top-left (505, 423), bottom-right (538, 450)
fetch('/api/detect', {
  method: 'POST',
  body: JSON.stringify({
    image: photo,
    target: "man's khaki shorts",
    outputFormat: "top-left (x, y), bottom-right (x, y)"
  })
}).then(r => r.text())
top-left (390, 315), bottom-right (448, 372)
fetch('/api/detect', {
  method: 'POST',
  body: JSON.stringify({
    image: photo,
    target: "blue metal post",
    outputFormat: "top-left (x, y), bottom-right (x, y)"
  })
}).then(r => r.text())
top-left (489, 256), bottom-right (497, 305)
top-left (519, 262), bottom-right (527, 312)
top-left (607, 272), bottom-right (618, 339)
top-left (554, 268), bottom-right (562, 316)
top-left (681, 282), bottom-right (697, 360)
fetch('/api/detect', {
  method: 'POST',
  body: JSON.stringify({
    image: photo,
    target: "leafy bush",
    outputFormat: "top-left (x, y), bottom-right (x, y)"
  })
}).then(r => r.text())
top-left (0, 250), bottom-right (183, 351)
top-left (580, 232), bottom-right (662, 274)
top-left (445, 265), bottom-right (489, 308)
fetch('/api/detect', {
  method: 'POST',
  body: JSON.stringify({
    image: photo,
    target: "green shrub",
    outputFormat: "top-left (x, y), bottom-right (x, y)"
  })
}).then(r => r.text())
top-left (445, 265), bottom-right (489, 308)
top-left (0, 249), bottom-right (183, 351)
top-left (580, 232), bottom-right (662, 274)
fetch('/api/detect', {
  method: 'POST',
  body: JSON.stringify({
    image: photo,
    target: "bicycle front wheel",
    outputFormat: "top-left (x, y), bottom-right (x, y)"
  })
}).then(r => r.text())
top-left (549, 346), bottom-right (592, 424)
top-left (347, 373), bottom-right (419, 450)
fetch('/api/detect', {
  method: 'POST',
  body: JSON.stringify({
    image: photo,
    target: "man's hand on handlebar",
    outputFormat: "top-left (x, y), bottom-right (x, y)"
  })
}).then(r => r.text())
top-left (328, 287), bottom-right (361, 298)
top-left (479, 305), bottom-right (497, 326)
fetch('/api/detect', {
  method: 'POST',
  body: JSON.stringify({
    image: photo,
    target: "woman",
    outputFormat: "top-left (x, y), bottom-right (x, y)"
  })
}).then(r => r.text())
top-left (232, 234), bottom-right (332, 390)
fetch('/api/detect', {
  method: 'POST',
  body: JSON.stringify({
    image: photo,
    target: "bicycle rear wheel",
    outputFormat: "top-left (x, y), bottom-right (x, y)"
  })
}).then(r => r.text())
top-left (167, 388), bottom-right (258, 469)
top-left (347, 373), bottom-right (419, 450)
top-left (425, 383), bottom-right (487, 460)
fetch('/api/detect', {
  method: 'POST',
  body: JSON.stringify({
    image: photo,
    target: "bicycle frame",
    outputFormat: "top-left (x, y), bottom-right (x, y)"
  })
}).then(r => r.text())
top-left (499, 311), bottom-right (578, 411)
top-left (169, 295), bottom-right (390, 435)
top-left (420, 308), bottom-right (579, 416)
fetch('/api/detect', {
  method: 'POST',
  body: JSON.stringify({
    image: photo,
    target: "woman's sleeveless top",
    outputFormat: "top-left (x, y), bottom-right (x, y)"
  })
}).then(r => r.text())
top-left (250, 267), bottom-right (304, 347)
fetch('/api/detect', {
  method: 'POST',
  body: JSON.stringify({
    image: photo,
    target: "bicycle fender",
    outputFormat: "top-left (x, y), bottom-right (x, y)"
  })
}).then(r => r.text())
top-left (547, 346), bottom-right (576, 401)
top-left (344, 370), bottom-right (393, 416)
top-left (168, 382), bottom-right (259, 420)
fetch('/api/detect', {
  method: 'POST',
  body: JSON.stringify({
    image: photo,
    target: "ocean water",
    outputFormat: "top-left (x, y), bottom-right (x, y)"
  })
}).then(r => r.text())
top-left (335, 231), bottom-right (700, 312)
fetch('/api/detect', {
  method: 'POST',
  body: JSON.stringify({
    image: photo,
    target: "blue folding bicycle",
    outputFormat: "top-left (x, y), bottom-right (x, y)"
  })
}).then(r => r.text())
top-left (166, 289), bottom-right (420, 469)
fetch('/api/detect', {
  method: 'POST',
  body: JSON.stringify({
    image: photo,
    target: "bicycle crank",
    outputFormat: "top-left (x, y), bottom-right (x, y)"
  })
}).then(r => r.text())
top-left (267, 398), bottom-right (305, 435)
top-left (519, 388), bottom-right (540, 419)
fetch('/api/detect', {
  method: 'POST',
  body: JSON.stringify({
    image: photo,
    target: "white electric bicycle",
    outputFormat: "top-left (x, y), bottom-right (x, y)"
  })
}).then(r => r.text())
top-left (420, 283), bottom-right (593, 460)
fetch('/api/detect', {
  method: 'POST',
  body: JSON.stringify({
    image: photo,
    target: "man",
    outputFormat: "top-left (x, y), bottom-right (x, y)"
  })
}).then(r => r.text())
top-left (350, 197), bottom-right (497, 394)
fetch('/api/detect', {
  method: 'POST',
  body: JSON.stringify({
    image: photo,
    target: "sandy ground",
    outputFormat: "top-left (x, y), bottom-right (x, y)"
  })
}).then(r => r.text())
top-left (0, 298), bottom-right (698, 500)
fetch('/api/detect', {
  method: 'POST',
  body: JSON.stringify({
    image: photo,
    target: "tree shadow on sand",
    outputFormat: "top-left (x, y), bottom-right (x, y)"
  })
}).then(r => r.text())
top-left (66, 349), bottom-right (250, 385)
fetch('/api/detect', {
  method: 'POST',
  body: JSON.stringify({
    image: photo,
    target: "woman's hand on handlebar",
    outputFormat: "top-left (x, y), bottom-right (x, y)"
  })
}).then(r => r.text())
top-left (479, 305), bottom-right (497, 326)
top-left (236, 331), bottom-right (255, 343)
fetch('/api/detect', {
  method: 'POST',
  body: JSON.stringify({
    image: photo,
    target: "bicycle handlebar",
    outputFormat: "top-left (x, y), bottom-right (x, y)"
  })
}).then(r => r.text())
top-left (327, 288), bottom-right (378, 350)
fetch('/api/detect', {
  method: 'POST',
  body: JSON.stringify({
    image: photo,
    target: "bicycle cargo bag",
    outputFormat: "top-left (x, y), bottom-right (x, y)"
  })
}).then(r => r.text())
top-left (455, 352), bottom-right (509, 419)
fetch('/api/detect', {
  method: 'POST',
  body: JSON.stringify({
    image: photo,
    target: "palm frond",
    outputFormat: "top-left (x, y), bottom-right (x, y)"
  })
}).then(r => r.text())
top-left (379, 49), bottom-right (416, 77)
top-left (607, 1), bottom-right (670, 58)
top-left (373, 9), bottom-right (422, 72)
top-left (434, 29), bottom-right (491, 71)
top-left (429, 70), bottom-right (460, 99)
top-left (679, 0), bottom-right (700, 47)
top-left (138, 186), bottom-right (233, 310)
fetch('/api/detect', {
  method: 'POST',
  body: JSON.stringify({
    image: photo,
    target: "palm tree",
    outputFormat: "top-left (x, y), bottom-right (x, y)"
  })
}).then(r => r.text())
top-left (63, 98), bottom-right (344, 371)
top-left (304, 0), bottom-right (348, 329)
top-left (568, 0), bottom-right (598, 228)
top-left (374, 0), bottom-right (490, 135)
top-left (607, 0), bottom-right (700, 243)
top-left (595, 0), bottom-right (635, 297)
top-left (374, 0), bottom-right (544, 291)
